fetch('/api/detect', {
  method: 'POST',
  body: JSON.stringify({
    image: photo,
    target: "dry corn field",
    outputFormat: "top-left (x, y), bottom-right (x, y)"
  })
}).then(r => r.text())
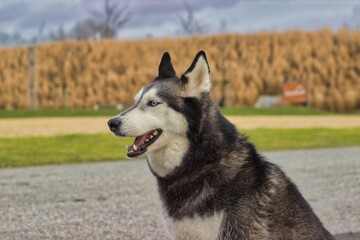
top-left (0, 29), bottom-right (360, 112)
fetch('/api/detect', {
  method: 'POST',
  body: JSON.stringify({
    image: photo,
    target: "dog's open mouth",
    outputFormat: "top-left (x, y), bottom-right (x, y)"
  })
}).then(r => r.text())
top-left (127, 129), bottom-right (162, 157)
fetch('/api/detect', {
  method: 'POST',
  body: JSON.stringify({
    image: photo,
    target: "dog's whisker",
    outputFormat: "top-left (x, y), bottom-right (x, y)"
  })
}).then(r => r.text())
top-left (122, 126), bottom-right (139, 132)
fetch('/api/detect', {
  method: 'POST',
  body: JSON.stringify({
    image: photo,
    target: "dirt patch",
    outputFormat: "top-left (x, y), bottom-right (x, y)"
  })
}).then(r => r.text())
top-left (226, 116), bottom-right (360, 129)
top-left (1, 116), bottom-right (360, 137)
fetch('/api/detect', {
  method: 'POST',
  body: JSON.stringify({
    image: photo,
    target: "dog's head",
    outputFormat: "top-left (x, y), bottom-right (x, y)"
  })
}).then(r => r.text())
top-left (108, 51), bottom-right (211, 163)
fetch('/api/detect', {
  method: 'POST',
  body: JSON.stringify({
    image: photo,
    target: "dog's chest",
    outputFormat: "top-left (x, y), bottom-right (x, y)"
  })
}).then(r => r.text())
top-left (162, 211), bottom-right (224, 240)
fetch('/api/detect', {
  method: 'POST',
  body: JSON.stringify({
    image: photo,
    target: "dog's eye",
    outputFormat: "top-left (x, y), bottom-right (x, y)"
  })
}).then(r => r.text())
top-left (148, 100), bottom-right (159, 107)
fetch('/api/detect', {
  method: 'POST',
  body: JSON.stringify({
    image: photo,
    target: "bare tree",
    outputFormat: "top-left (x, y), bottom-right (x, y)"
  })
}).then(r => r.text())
top-left (87, 0), bottom-right (131, 39)
top-left (218, 19), bottom-right (230, 107)
top-left (219, 19), bottom-right (227, 33)
top-left (351, 4), bottom-right (360, 28)
top-left (71, 19), bottom-right (99, 40)
top-left (177, 3), bottom-right (208, 36)
top-left (49, 25), bottom-right (68, 41)
top-left (38, 21), bottom-right (46, 41)
top-left (0, 28), bottom-right (24, 46)
top-left (32, 21), bottom-right (46, 44)
top-left (343, 4), bottom-right (360, 29)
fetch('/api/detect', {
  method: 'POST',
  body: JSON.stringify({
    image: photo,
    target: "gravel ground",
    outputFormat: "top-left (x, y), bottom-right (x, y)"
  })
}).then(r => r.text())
top-left (0, 147), bottom-right (359, 240)
top-left (1, 116), bottom-right (360, 137)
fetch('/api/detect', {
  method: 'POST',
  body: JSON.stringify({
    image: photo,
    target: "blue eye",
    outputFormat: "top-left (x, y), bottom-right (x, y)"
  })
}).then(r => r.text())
top-left (148, 100), bottom-right (159, 107)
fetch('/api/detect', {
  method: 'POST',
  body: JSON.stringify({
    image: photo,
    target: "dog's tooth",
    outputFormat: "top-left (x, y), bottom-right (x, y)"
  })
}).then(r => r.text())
top-left (153, 131), bottom-right (158, 136)
top-left (150, 135), bottom-right (153, 139)
top-left (145, 139), bottom-right (149, 142)
top-left (133, 145), bottom-right (137, 151)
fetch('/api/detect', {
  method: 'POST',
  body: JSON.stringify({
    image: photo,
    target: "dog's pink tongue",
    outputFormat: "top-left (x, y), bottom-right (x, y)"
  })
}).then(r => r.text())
top-left (134, 133), bottom-right (148, 146)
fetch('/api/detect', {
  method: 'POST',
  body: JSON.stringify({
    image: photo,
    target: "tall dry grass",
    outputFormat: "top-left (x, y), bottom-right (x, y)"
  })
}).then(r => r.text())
top-left (0, 29), bottom-right (359, 112)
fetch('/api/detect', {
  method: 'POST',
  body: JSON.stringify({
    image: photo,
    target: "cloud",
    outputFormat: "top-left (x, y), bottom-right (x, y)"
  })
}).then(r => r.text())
top-left (130, 0), bottom-right (239, 15)
top-left (17, 3), bottom-right (85, 29)
top-left (0, 1), bottom-right (87, 38)
top-left (0, 0), bottom-right (358, 43)
top-left (196, 1), bottom-right (357, 33)
top-left (0, 2), bottom-right (31, 23)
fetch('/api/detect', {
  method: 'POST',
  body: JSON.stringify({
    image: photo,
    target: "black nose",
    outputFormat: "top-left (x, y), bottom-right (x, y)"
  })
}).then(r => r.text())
top-left (107, 118), bottom-right (121, 132)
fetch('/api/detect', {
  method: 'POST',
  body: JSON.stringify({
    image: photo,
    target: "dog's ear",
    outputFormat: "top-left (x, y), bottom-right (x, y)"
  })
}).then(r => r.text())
top-left (157, 52), bottom-right (176, 79)
top-left (180, 50), bottom-right (211, 98)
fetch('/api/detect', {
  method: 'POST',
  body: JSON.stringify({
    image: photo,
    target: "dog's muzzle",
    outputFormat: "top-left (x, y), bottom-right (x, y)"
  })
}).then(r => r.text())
top-left (107, 118), bottom-right (121, 133)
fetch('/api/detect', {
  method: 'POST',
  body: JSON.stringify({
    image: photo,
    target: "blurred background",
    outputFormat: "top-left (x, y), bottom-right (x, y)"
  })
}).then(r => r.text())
top-left (0, 0), bottom-right (360, 165)
top-left (1, 1), bottom-right (360, 239)
top-left (0, 0), bottom-right (359, 164)
top-left (0, 0), bottom-right (360, 111)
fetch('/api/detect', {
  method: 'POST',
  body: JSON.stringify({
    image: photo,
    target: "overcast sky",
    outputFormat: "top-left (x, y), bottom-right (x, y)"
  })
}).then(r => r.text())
top-left (0, 0), bottom-right (359, 42)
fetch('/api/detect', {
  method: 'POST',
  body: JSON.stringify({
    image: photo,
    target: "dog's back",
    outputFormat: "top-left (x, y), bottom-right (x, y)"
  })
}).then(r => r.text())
top-left (158, 138), bottom-right (334, 240)
top-left (221, 150), bottom-right (333, 239)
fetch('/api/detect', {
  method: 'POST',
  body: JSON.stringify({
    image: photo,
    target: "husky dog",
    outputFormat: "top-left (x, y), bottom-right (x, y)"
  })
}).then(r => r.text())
top-left (108, 51), bottom-right (334, 240)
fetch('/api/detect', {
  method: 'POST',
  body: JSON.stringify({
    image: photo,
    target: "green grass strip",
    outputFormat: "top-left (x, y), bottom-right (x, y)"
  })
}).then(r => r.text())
top-left (0, 134), bottom-right (132, 168)
top-left (242, 128), bottom-right (360, 151)
top-left (0, 128), bottom-right (359, 168)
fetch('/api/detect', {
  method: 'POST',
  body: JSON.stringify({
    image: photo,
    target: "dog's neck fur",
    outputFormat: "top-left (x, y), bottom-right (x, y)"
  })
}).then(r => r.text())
top-left (151, 94), bottom-right (255, 220)
top-left (147, 133), bottom-right (189, 177)
top-left (150, 93), bottom-right (248, 184)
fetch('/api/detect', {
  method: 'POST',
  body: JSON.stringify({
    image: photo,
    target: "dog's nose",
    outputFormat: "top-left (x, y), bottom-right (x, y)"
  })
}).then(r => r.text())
top-left (107, 118), bottom-right (121, 132)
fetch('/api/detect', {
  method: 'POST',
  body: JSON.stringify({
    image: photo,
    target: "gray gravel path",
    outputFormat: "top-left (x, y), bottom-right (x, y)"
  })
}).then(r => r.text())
top-left (1, 147), bottom-right (359, 240)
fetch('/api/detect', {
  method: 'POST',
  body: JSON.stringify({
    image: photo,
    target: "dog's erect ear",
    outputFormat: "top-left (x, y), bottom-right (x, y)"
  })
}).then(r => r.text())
top-left (180, 51), bottom-right (211, 98)
top-left (157, 52), bottom-right (176, 79)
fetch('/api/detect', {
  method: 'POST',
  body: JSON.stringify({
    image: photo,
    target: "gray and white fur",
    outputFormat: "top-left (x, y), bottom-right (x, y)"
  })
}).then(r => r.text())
top-left (108, 51), bottom-right (334, 240)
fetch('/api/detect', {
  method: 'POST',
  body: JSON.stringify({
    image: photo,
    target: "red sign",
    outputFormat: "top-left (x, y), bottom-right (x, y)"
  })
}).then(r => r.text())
top-left (283, 82), bottom-right (307, 104)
